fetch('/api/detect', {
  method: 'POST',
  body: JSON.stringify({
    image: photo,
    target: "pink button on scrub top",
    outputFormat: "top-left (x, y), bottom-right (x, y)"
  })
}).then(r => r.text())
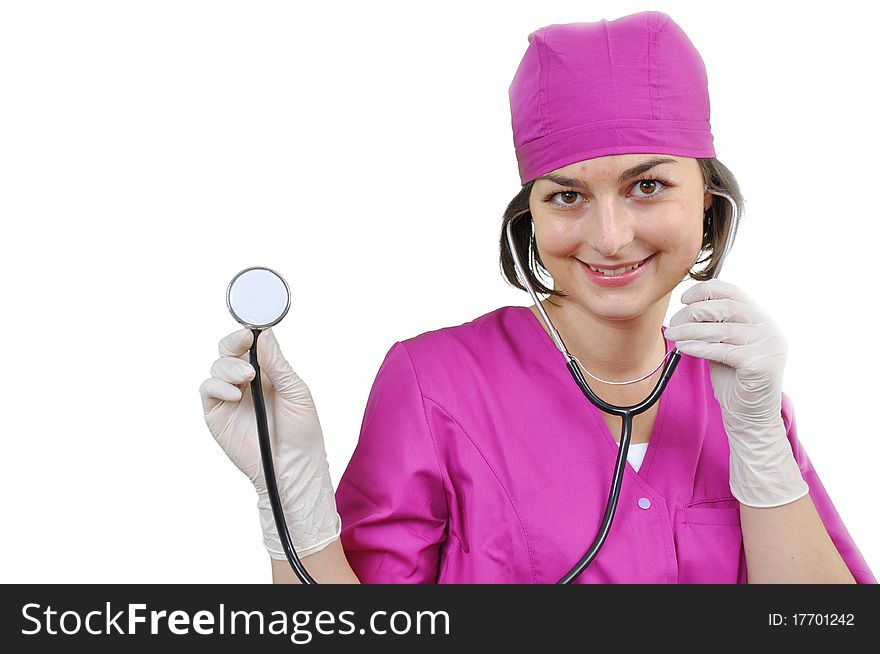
top-left (334, 306), bottom-right (876, 584)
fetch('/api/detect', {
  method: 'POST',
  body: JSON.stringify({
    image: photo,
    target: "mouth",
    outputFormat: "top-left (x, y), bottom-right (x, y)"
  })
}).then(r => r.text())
top-left (576, 253), bottom-right (655, 287)
top-left (579, 254), bottom-right (655, 277)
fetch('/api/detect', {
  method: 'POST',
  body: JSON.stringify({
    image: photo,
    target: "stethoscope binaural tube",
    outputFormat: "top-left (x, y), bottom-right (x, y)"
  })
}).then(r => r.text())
top-left (505, 186), bottom-right (739, 584)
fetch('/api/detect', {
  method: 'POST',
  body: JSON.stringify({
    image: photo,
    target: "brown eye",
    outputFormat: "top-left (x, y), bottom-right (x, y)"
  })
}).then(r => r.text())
top-left (545, 190), bottom-right (586, 209)
top-left (631, 178), bottom-right (670, 199)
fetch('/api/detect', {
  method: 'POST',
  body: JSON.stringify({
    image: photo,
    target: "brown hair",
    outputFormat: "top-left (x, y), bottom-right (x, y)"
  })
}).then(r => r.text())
top-left (498, 158), bottom-right (744, 299)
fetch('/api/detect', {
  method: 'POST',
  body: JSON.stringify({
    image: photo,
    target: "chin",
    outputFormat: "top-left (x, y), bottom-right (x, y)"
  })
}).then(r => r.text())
top-left (587, 304), bottom-right (652, 322)
top-left (568, 283), bottom-right (671, 321)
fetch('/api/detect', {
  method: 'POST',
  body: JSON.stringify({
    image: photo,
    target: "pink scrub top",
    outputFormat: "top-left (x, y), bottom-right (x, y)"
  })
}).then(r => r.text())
top-left (335, 306), bottom-right (876, 584)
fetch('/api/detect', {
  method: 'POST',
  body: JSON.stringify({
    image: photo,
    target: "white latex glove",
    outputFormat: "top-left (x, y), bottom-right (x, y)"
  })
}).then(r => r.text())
top-left (199, 327), bottom-right (341, 559)
top-left (664, 279), bottom-right (809, 508)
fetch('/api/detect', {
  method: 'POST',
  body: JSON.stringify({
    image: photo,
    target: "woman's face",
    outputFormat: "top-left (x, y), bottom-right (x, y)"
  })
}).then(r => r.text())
top-left (528, 153), bottom-right (711, 321)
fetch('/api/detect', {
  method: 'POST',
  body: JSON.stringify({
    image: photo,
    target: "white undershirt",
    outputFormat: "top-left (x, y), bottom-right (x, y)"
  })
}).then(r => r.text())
top-left (626, 442), bottom-right (649, 472)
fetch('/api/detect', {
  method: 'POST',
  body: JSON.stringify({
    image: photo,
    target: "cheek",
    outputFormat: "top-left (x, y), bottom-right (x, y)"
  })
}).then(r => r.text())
top-left (653, 212), bottom-right (705, 259)
top-left (533, 219), bottom-right (581, 258)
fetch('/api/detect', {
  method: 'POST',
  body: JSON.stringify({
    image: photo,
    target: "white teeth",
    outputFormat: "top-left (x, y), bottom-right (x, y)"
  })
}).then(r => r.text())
top-left (587, 259), bottom-right (645, 276)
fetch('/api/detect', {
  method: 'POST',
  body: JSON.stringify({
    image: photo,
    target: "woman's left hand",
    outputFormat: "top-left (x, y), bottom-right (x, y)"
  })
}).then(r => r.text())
top-left (664, 279), bottom-right (808, 508)
top-left (666, 279), bottom-right (785, 425)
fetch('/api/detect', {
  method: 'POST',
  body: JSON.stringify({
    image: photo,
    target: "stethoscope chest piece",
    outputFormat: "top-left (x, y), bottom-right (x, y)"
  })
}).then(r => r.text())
top-left (226, 266), bottom-right (291, 329)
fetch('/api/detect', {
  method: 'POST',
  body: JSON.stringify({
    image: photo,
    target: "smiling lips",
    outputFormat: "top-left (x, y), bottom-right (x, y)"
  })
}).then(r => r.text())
top-left (585, 258), bottom-right (648, 275)
top-left (579, 254), bottom-right (654, 287)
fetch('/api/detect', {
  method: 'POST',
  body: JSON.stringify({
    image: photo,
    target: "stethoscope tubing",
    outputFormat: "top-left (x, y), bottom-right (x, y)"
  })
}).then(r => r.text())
top-left (555, 348), bottom-right (681, 583)
top-left (248, 328), bottom-right (318, 584)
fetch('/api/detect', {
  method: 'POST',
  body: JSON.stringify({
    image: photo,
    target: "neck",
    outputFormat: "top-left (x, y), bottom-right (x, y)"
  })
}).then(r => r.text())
top-left (535, 295), bottom-right (671, 387)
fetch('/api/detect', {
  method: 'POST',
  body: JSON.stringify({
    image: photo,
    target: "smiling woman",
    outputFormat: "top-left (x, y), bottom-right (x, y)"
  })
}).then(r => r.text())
top-left (499, 155), bottom-right (744, 302)
top-left (200, 10), bottom-right (875, 585)
top-left (335, 12), bottom-right (874, 584)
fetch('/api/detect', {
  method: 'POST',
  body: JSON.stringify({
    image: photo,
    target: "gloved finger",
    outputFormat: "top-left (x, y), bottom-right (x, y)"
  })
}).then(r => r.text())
top-left (671, 339), bottom-right (743, 368)
top-left (219, 328), bottom-right (255, 359)
top-left (210, 356), bottom-right (256, 385)
top-left (669, 299), bottom-right (767, 329)
top-left (199, 377), bottom-right (242, 415)
top-left (669, 298), bottom-right (738, 328)
top-left (669, 298), bottom-right (767, 330)
top-left (681, 278), bottom-right (756, 306)
top-left (666, 321), bottom-right (755, 346)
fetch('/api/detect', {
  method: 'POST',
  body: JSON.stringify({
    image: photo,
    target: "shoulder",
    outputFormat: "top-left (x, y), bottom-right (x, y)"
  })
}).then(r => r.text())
top-left (400, 305), bottom-right (530, 357)
top-left (382, 305), bottom-right (532, 398)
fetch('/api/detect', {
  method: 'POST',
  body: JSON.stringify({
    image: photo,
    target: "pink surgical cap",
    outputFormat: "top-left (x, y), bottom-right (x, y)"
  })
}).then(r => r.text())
top-left (509, 11), bottom-right (716, 185)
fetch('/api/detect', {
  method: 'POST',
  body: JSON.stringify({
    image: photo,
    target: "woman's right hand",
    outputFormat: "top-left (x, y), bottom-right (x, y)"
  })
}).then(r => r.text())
top-left (198, 327), bottom-right (341, 559)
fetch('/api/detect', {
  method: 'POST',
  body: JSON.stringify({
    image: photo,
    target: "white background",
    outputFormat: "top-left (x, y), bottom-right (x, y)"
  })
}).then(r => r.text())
top-left (1, 0), bottom-right (877, 583)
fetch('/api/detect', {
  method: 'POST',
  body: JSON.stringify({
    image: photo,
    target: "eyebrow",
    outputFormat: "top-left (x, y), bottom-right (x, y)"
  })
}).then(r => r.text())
top-left (536, 157), bottom-right (678, 188)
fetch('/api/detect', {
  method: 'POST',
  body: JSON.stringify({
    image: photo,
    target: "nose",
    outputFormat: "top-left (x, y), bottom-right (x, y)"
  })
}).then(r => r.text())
top-left (582, 197), bottom-right (635, 258)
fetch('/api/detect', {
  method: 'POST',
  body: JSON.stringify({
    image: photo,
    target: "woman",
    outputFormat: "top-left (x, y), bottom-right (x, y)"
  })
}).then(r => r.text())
top-left (199, 11), bottom-right (875, 583)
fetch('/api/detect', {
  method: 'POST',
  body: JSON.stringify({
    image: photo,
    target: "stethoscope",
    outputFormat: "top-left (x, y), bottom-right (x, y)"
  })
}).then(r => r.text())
top-left (224, 266), bottom-right (319, 583)
top-left (224, 184), bottom-right (738, 585)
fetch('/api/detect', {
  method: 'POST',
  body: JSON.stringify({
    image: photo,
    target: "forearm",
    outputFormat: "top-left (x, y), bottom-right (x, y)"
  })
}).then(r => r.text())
top-left (271, 538), bottom-right (362, 584)
top-left (740, 494), bottom-right (855, 584)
